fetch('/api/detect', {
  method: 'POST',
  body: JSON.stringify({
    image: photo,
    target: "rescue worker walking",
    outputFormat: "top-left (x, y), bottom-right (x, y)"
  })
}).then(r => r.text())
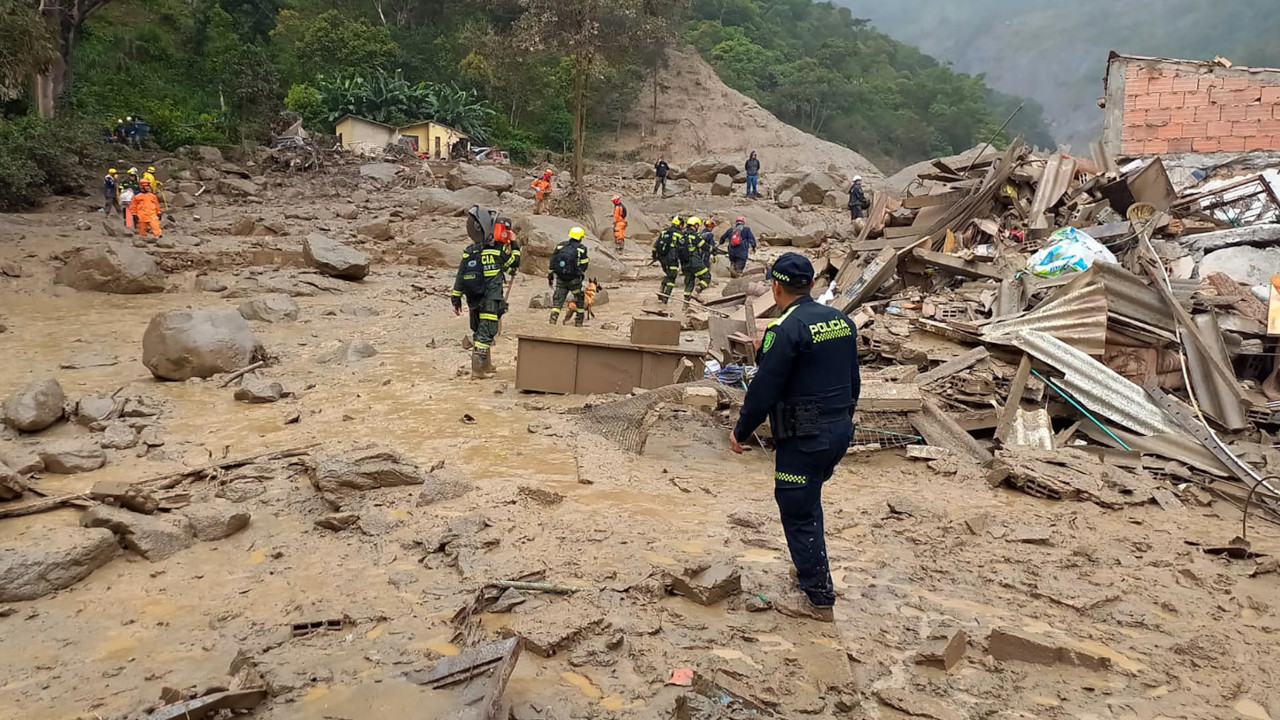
top-left (679, 216), bottom-right (711, 301)
top-left (610, 196), bottom-right (627, 252)
top-left (548, 227), bottom-right (590, 326)
top-left (719, 216), bottom-right (757, 278)
top-left (132, 180), bottom-right (163, 238)
top-left (653, 157), bottom-right (669, 195)
top-left (699, 218), bottom-right (717, 271)
top-left (120, 168), bottom-right (141, 228)
top-left (103, 169), bottom-right (120, 214)
top-left (653, 216), bottom-right (683, 304)
top-left (451, 206), bottom-right (510, 379)
top-left (847, 176), bottom-right (868, 221)
top-left (730, 253), bottom-right (860, 622)
top-left (143, 165), bottom-right (165, 209)
top-left (532, 169), bottom-right (553, 214)
top-left (745, 151), bottom-right (761, 198)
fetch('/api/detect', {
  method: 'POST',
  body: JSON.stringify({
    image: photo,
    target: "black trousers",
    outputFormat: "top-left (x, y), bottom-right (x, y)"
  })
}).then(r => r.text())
top-left (653, 176), bottom-right (667, 194)
top-left (773, 418), bottom-right (852, 606)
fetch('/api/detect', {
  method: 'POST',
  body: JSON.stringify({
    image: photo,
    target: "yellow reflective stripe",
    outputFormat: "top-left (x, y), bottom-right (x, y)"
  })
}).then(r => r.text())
top-left (767, 304), bottom-right (801, 330)
top-left (480, 249), bottom-right (502, 256)
top-left (775, 472), bottom-right (807, 484)
top-left (479, 313), bottom-right (499, 321)
top-left (483, 270), bottom-right (501, 276)
top-left (473, 342), bottom-right (490, 349)
top-left (450, 290), bottom-right (463, 297)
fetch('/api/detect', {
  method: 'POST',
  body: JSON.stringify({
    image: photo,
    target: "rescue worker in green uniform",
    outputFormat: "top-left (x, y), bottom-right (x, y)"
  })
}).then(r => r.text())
top-left (548, 227), bottom-right (591, 326)
top-left (451, 206), bottom-right (509, 379)
top-left (653, 216), bottom-right (684, 304)
top-left (680, 216), bottom-right (711, 302)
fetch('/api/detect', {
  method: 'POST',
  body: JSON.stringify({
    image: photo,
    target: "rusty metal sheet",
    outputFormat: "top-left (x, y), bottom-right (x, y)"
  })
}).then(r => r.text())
top-left (1029, 154), bottom-right (1077, 229)
top-left (1078, 425), bottom-right (1230, 477)
top-left (1185, 313), bottom-right (1248, 430)
top-left (909, 399), bottom-right (992, 463)
top-left (1084, 262), bottom-right (1178, 332)
top-left (983, 282), bottom-right (1108, 356)
top-left (1012, 330), bottom-right (1179, 436)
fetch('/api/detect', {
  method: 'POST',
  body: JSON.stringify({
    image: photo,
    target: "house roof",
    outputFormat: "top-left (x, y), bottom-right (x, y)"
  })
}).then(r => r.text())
top-left (1106, 51), bottom-right (1280, 76)
top-left (397, 120), bottom-right (469, 138)
top-left (333, 114), bottom-right (395, 130)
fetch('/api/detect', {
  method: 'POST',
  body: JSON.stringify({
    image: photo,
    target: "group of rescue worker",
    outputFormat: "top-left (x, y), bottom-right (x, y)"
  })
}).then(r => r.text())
top-left (103, 166), bottom-right (165, 238)
top-left (651, 214), bottom-right (757, 305)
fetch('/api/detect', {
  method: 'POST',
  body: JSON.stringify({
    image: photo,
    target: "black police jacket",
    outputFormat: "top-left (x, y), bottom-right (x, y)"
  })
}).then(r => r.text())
top-left (734, 295), bottom-right (861, 442)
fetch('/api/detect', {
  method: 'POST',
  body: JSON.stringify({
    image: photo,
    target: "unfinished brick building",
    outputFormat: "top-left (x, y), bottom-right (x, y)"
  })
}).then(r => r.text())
top-left (1102, 52), bottom-right (1280, 158)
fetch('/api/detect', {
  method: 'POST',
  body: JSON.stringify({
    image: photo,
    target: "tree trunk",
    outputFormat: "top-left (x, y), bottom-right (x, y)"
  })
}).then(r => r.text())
top-left (571, 54), bottom-right (586, 185)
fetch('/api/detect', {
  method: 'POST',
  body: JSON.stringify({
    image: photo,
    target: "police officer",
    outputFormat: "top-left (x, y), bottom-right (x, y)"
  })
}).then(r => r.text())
top-left (548, 227), bottom-right (591, 326)
top-left (730, 252), bottom-right (860, 621)
top-left (680, 216), bottom-right (711, 302)
top-left (653, 216), bottom-right (684, 304)
top-left (451, 206), bottom-right (510, 379)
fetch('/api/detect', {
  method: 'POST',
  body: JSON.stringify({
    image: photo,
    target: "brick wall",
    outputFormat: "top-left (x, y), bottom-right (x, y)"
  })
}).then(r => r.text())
top-left (1103, 55), bottom-right (1280, 157)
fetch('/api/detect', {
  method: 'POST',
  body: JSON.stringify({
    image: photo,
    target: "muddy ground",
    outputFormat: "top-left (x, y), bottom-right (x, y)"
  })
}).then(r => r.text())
top-left (1, 161), bottom-right (1279, 720)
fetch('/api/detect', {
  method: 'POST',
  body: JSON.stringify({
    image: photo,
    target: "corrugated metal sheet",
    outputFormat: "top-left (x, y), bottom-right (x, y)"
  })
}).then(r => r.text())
top-left (1006, 408), bottom-right (1054, 450)
top-left (1078, 424), bottom-right (1231, 477)
top-left (983, 282), bottom-right (1108, 355)
top-left (1185, 312), bottom-right (1248, 430)
top-left (1087, 262), bottom-right (1178, 332)
top-left (1013, 330), bottom-right (1180, 436)
top-left (1029, 154), bottom-right (1078, 229)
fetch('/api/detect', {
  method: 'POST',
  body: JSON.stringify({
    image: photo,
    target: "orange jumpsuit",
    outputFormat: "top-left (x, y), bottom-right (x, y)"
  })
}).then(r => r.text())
top-left (532, 176), bottom-right (552, 214)
top-left (132, 192), bottom-right (162, 238)
top-left (611, 203), bottom-right (627, 249)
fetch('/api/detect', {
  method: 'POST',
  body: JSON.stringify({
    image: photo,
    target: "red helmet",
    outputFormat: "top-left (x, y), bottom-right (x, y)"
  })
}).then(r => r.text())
top-left (611, 195), bottom-right (621, 205)
top-left (735, 216), bottom-right (745, 224)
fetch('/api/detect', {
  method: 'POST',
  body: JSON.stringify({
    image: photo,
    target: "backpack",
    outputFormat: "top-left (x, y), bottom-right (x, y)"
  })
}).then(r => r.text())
top-left (457, 247), bottom-right (487, 298)
top-left (551, 242), bottom-right (580, 281)
top-left (730, 228), bottom-right (743, 247)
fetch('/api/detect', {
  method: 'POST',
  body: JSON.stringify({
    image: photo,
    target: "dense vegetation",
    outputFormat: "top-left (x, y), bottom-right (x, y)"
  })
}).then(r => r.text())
top-left (685, 0), bottom-right (1055, 170)
top-left (836, 0), bottom-right (1280, 149)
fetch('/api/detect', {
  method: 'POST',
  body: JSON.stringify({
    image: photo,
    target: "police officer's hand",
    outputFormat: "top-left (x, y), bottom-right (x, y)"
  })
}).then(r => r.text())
top-left (547, 274), bottom-right (554, 288)
top-left (729, 431), bottom-right (744, 454)
top-left (451, 298), bottom-right (462, 316)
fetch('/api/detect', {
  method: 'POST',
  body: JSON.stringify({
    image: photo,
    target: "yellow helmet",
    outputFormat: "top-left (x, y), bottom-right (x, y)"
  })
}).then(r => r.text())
top-left (688, 216), bottom-right (702, 226)
top-left (108, 168), bottom-right (117, 174)
top-left (568, 227), bottom-right (586, 240)
top-left (147, 166), bottom-right (156, 173)
top-left (670, 216), bottom-right (682, 226)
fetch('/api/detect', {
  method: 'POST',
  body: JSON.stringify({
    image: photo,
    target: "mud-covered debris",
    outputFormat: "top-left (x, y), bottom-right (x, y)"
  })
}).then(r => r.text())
top-left (1007, 528), bottom-right (1053, 545)
top-left (0, 526), bottom-right (119, 602)
top-left (528, 291), bottom-right (553, 309)
top-left (99, 420), bottom-right (138, 450)
top-left (744, 593), bottom-right (771, 612)
top-left (234, 374), bottom-right (285, 404)
top-left (3, 378), bottom-right (65, 433)
top-left (727, 511), bottom-right (765, 529)
top-left (39, 440), bottom-right (106, 473)
top-left (146, 688), bottom-right (267, 720)
top-left (517, 485), bottom-right (564, 506)
top-left (963, 513), bottom-right (992, 536)
top-left (179, 501), bottom-right (251, 540)
top-left (502, 596), bottom-right (604, 657)
top-left (303, 233), bottom-right (370, 281)
top-left (356, 220), bottom-right (392, 241)
top-left (0, 261), bottom-right (21, 278)
top-left (308, 445), bottom-right (425, 509)
top-left (90, 480), bottom-right (159, 514)
top-left (876, 688), bottom-right (965, 720)
top-left (142, 310), bottom-right (264, 381)
top-left (238, 294), bottom-right (300, 323)
top-left (60, 352), bottom-right (119, 369)
top-left (81, 504), bottom-right (195, 562)
top-left (0, 460), bottom-right (27, 500)
top-left (987, 626), bottom-right (1112, 670)
top-left (680, 386), bottom-right (719, 410)
top-left (905, 445), bottom-right (951, 461)
top-left (317, 338), bottom-right (378, 365)
top-left (915, 624), bottom-right (968, 671)
top-left (885, 494), bottom-right (929, 517)
top-left (489, 589), bottom-right (528, 613)
top-left (666, 560), bottom-right (742, 606)
top-left (54, 242), bottom-right (166, 295)
top-left (417, 460), bottom-right (474, 505)
top-left (315, 512), bottom-right (360, 531)
top-left (690, 671), bottom-right (771, 716)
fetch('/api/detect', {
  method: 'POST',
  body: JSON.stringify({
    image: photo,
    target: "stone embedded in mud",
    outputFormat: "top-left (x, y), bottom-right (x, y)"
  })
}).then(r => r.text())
top-left (0, 445), bottom-right (42, 475)
top-left (528, 291), bottom-right (552, 309)
top-left (502, 597), bottom-right (604, 658)
top-left (303, 233), bottom-right (370, 281)
top-left (39, 440), bottom-right (106, 474)
top-left (445, 164), bottom-right (515, 193)
top-left (0, 261), bottom-right (22, 277)
top-left (915, 625), bottom-right (968, 671)
top-left (238, 294), bottom-right (299, 323)
top-left (142, 309), bottom-right (263, 381)
top-left (875, 688), bottom-right (965, 720)
top-left (666, 560), bottom-right (742, 606)
top-left (3, 378), bottom-right (66, 432)
top-left (170, 191), bottom-right (195, 208)
top-left (81, 504), bottom-right (195, 562)
top-left (179, 501), bottom-right (251, 541)
top-left (356, 220), bottom-right (393, 241)
top-left (317, 339), bottom-right (378, 365)
top-left (685, 157), bottom-right (741, 183)
top-left (55, 242), bottom-right (166, 294)
top-left (230, 216), bottom-right (257, 236)
top-left (233, 374), bottom-right (284, 404)
top-left (335, 205), bottom-right (360, 220)
top-left (407, 236), bottom-right (454, 268)
top-left (0, 526), bottom-right (119, 602)
top-left (987, 627), bottom-right (1111, 670)
top-left (315, 512), bottom-right (360, 531)
top-left (417, 461), bottom-right (474, 505)
top-left (0, 460), bottom-right (27, 500)
top-left (217, 177), bottom-right (260, 197)
top-left (309, 446), bottom-right (425, 510)
top-left (98, 420), bottom-right (138, 450)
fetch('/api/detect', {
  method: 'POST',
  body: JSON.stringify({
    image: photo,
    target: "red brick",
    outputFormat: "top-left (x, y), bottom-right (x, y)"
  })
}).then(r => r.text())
top-left (1235, 121), bottom-right (1261, 137)
top-left (1134, 125), bottom-right (1158, 141)
top-left (1134, 93), bottom-right (1161, 110)
top-left (1122, 125), bottom-right (1138, 142)
top-left (1261, 86), bottom-right (1280, 104)
top-left (1193, 138), bottom-right (1220, 152)
top-left (1207, 120), bottom-right (1234, 136)
top-left (1158, 92), bottom-right (1186, 108)
top-left (1236, 87), bottom-right (1263, 104)
top-left (1169, 107), bottom-right (1196, 124)
top-left (1222, 76), bottom-right (1250, 91)
top-left (1125, 65), bottom-right (1143, 80)
top-left (1210, 88), bottom-right (1237, 105)
top-left (1245, 135), bottom-right (1278, 151)
top-left (1127, 78), bottom-right (1149, 95)
top-left (1171, 76), bottom-right (1201, 93)
top-left (1220, 136), bottom-right (1246, 152)
top-left (1221, 105), bottom-right (1249, 122)
top-left (1145, 139), bottom-right (1170, 154)
top-left (1257, 119), bottom-right (1280, 135)
top-left (1195, 105), bottom-right (1221, 123)
top-left (1183, 122), bottom-right (1208, 138)
top-left (1199, 76), bottom-right (1222, 91)
top-left (1168, 137), bottom-right (1195, 153)
top-left (1146, 108), bottom-right (1172, 126)
top-left (1246, 105), bottom-right (1272, 121)
top-left (1183, 91), bottom-right (1211, 107)
top-left (1138, 67), bottom-right (1162, 80)
top-left (1121, 139), bottom-right (1144, 155)
top-left (1124, 94), bottom-right (1138, 111)
top-left (1126, 109), bottom-right (1148, 126)
top-left (1156, 123), bottom-right (1185, 139)
top-left (1148, 77), bottom-right (1174, 93)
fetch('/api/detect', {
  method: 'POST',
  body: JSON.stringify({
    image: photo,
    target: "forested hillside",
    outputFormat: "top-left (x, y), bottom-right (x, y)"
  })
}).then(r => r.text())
top-left (836, 0), bottom-right (1280, 150)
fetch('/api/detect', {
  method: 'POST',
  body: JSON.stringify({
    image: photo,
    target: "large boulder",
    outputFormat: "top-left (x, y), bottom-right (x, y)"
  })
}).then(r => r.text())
top-left (238, 294), bottom-right (300, 323)
top-left (303, 233), bottom-right (371, 280)
top-left (408, 235), bottom-right (455, 268)
top-left (0, 460), bottom-right (26, 500)
top-left (711, 173), bottom-right (734, 197)
top-left (356, 220), bottom-right (393, 241)
top-left (1200, 246), bottom-right (1280, 288)
top-left (358, 162), bottom-right (400, 185)
top-left (662, 178), bottom-right (692, 198)
top-left (630, 162), bottom-right (655, 180)
top-left (309, 446), bottom-right (425, 510)
top-left (142, 309), bottom-right (263, 381)
top-left (0, 526), bottom-right (119, 601)
top-left (54, 242), bottom-right (166, 294)
top-left (775, 171), bottom-right (841, 205)
top-left (179, 501), bottom-right (251, 540)
top-left (217, 177), bottom-right (260, 196)
top-left (3, 378), bottom-right (65, 432)
top-left (446, 164), bottom-right (515, 193)
top-left (512, 215), bottom-right (628, 283)
top-left (737, 206), bottom-right (802, 246)
top-left (81, 505), bottom-right (194, 561)
top-left (686, 158), bottom-right (741, 184)
top-left (187, 145), bottom-right (224, 164)
top-left (414, 186), bottom-right (504, 216)
top-left (792, 222), bottom-right (830, 249)
top-left (39, 440), bottom-right (106, 473)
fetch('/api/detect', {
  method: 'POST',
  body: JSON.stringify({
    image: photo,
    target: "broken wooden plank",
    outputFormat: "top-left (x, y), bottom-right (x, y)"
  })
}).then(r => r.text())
top-left (914, 347), bottom-right (990, 387)
top-left (858, 382), bottom-right (923, 412)
top-left (838, 247), bottom-right (898, 314)
top-left (135, 443), bottom-right (320, 490)
top-left (910, 248), bottom-right (1008, 281)
top-left (148, 689), bottom-right (267, 720)
top-left (0, 493), bottom-right (91, 519)
top-left (902, 190), bottom-right (965, 209)
top-left (910, 400), bottom-right (993, 463)
top-left (406, 638), bottom-right (521, 690)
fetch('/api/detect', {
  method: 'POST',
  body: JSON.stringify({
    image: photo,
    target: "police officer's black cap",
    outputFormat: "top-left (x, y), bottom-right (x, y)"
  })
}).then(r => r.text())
top-left (770, 252), bottom-right (814, 288)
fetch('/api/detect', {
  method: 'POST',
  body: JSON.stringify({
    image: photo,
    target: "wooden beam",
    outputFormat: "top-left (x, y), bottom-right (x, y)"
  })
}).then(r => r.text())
top-left (995, 354), bottom-right (1033, 445)
top-left (914, 347), bottom-right (990, 387)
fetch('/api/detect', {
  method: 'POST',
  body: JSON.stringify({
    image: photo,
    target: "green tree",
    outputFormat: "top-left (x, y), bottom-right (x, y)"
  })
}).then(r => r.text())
top-left (0, 0), bottom-right (55, 101)
top-left (271, 9), bottom-right (399, 84)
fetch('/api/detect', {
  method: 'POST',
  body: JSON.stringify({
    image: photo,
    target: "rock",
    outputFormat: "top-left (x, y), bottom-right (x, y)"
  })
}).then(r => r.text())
top-left (179, 501), bottom-right (251, 540)
top-left (81, 505), bottom-right (195, 561)
top-left (875, 689), bottom-right (965, 720)
top-left (987, 627), bottom-right (1111, 670)
top-left (0, 461), bottom-right (26, 500)
top-left (407, 236), bottom-right (454, 268)
top-left (792, 222), bottom-right (828, 249)
top-left (101, 218), bottom-right (127, 237)
top-left (529, 291), bottom-right (553, 309)
top-left (517, 485), bottom-right (564, 506)
top-left (413, 187), bottom-right (503, 217)
top-left (0, 526), bottom-right (119, 601)
top-left (187, 145), bottom-right (224, 164)
top-left (630, 162), bottom-right (655, 179)
top-left (418, 461), bottom-right (474, 505)
top-left (217, 177), bottom-right (260, 196)
top-left (39, 440), bottom-right (106, 473)
top-left (685, 158), bottom-right (740, 183)
top-left (98, 421), bottom-right (138, 450)
top-left (710, 173), bottom-right (734, 196)
top-left (351, 189), bottom-right (370, 205)
top-left (662, 178), bottom-right (692, 198)
top-left (317, 339), bottom-right (378, 365)
top-left (356, 220), bottom-right (393, 241)
top-left (776, 171), bottom-right (841, 205)
top-left (74, 218), bottom-right (92, 231)
top-left (303, 233), bottom-right (371, 280)
top-left (142, 310), bottom-right (263, 381)
top-left (446, 164), bottom-right (515, 192)
top-left (309, 446), bottom-right (426, 510)
top-left (915, 625), bottom-right (968, 671)
top-left (1200, 246), bottom-right (1280, 287)
top-left (680, 386), bottom-right (719, 410)
top-left (502, 597), bottom-right (604, 657)
top-left (233, 374), bottom-right (284, 404)
top-left (176, 182), bottom-right (200, 195)
top-left (490, 589), bottom-right (528, 613)
top-left (1, 262), bottom-right (22, 277)
top-left (358, 162), bottom-right (400, 185)
top-left (60, 352), bottom-right (118, 369)
top-left (251, 219), bottom-right (287, 236)
top-left (666, 560), bottom-right (742, 605)
top-left (170, 192), bottom-right (195, 209)
top-left (315, 512), bottom-right (360, 531)
top-left (339, 304), bottom-right (379, 317)
top-left (737, 207), bottom-right (800, 246)
top-left (139, 426), bottom-right (165, 448)
top-left (238, 294), bottom-right (300, 323)
top-left (88, 479), bottom-right (159, 514)
top-left (54, 242), bottom-right (166, 294)
top-left (335, 205), bottom-right (360, 220)
top-left (0, 446), bottom-right (42, 475)
top-left (195, 276), bottom-right (227, 292)
top-left (512, 215), bottom-right (627, 283)
top-left (3, 378), bottom-right (65, 432)
top-left (229, 216), bottom-right (257, 236)
top-left (75, 396), bottom-right (117, 425)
